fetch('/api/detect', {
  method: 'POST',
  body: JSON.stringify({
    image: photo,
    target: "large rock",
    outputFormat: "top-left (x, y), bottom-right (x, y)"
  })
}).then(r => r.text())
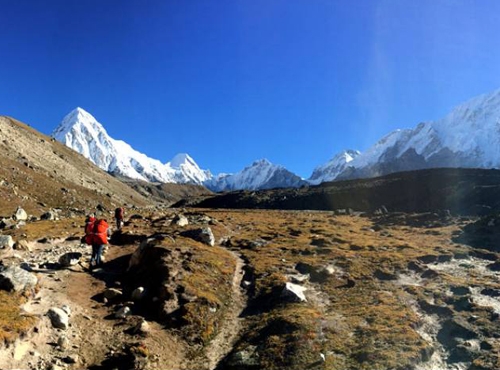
top-left (0, 235), bottom-right (14, 249)
top-left (171, 214), bottom-right (189, 227)
top-left (281, 282), bottom-right (307, 302)
top-left (180, 227), bottom-right (215, 246)
top-left (40, 210), bottom-right (58, 221)
top-left (58, 252), bottom-right (82, 267)
top-left (47, 307), bottom-right (69, 330)
top-left (14, 207), bottom-right (28, 221)
top-left (0, 266), bottom-right (38, 292)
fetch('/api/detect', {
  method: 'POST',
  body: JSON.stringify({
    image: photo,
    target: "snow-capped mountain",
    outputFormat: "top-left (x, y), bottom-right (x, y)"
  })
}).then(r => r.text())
top-left (308, 150), bottom-right (361, 184)
top-left (204, 159), bottom-right (307, 192)
top-left (52, 108), bottom-right (211, 184)
top-left (322, 88), bottom-right (500, 181)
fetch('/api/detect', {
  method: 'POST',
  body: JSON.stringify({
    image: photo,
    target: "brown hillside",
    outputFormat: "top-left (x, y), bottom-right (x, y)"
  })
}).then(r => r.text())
top-left (0, 116), bottom-right (153, 216)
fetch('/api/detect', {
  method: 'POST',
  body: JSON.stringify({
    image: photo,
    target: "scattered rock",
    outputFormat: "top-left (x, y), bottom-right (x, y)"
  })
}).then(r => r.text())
top-left (281, 282), bottom-right (307, 302)
top-left (115, 306), bottom-right (131, 319)
top-left (0, 266), bottom-right (38, 292)
top-left (132, 318), bottom-right (150, 335)
top-left (47, 307), bottom-right (69, 330)
top-left (58, 252), bottom-right (82, 267)
top-left (57, 335), bottom-right (69, 349)
top-left (104, 288), bottom-right (123, 301)
top-left (40, 210), bottom-right (58, 220)
top-left (374, 269), bottom-right (397, 281)
top-left (180, 227), bottom-right (215, 246)
top-left (131, 287), bottom-right (146, 301)
top-left (171, 214), bottom-right (189, 227)
top-left (0, 218), bottom-right (16, 229)
top-left (14, 207), bottom-right (28, 221)
top-left (226, 345), bottom-right (259, 368)
top-left (0, 235), bottom-right (14, 249)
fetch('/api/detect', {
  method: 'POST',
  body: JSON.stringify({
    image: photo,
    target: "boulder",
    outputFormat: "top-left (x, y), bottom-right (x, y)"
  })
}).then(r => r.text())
top-left (181, 227), bottom-right (215, 246)
top-left (0, 235), bottom-right (14, 249)
top-left (58, 252), bottom-right (82, 267)
top-left (14, 207), bottom-right (28, 221)
top-left (40, 210), bottom-right (58, 221)
top-left (171, 214), bottom-right (189, 227)
top-left (281, 282), bottom-right (307, 302)
top-left (47, 307), bottom-right (69, 330)
top-left (0, 266), bottom-right (38, 292)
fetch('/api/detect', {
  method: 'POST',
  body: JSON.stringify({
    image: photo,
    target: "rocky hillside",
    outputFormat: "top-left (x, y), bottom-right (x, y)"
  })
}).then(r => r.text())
top-left (189, 168), bottom-right (500, 216)
top-left (0, 115), bottom-right (153, 215)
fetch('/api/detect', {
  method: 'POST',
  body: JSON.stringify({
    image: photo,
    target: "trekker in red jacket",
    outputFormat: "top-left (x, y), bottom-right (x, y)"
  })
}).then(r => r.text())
top-left (114, 207), bottom-right (124, 230)
top-left (91, 218), bottom-right (110, 269)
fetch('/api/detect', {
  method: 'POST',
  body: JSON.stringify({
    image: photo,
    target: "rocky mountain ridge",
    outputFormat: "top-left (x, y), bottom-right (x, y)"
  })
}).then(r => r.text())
top-left (52, 88), bottom-right (500, 190)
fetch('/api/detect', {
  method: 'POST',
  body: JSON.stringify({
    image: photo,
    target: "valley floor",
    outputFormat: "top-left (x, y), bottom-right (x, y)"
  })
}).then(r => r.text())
top-left (1, 209), bottom-right (500, 370)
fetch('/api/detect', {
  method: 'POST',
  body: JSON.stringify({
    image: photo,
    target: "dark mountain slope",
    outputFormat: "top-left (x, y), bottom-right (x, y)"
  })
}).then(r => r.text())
top-left (189, 168), bottom-right (500, 215)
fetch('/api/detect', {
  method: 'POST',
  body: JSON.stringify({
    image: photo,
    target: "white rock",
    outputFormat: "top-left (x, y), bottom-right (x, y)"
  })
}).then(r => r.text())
top-left (172, 214), bottom-right (189, 227)
top-left (14, 207), bottom-right (28, 221)
top-left (0, 235), bottom-right (14, 249)
top-left (47, 307), bottom-right (69, 330)
top-left (281, 282), bottom-right (307, 302)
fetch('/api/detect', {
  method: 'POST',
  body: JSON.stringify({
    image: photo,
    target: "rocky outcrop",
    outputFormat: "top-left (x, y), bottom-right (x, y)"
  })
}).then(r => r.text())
top-left (0, 266), bottom-right (38, 292)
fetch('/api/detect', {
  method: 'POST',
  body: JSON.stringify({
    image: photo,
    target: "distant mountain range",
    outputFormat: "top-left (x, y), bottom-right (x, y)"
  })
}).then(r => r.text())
top-left (52, 88), bottom-right (500, 190)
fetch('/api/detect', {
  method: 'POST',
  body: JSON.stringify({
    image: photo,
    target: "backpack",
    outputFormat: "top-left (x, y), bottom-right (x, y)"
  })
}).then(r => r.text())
top-left (93, 219), bottom-right (109, 245)
top-left (84, 217), bottom-right (96, 245)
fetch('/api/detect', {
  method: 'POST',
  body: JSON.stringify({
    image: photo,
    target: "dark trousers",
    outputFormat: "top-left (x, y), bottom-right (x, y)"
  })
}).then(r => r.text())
top-left (91, 244), bottom-right (105, 266)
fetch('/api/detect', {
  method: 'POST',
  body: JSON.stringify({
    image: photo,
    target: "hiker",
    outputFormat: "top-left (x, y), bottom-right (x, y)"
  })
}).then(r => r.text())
top-left (90, 218), bottom-right (110, 269)
top-left (114, 207), bottom-right (124, 230)
top-left (83, 214), bottom-right (96, 245)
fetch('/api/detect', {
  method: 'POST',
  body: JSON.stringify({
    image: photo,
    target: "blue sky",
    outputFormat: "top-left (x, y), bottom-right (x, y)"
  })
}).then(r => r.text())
top-left (1, 0), bottom-right (500, 178)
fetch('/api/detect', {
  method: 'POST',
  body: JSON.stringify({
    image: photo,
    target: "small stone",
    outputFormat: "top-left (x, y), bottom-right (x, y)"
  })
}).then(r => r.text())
top-left (115, 306), bottom-right (131, 319)
top-left (47, 307), bottom-right (69, 330)
top-left (14, 240), bottom-right (31, 251)
top-left (104, 288), bottom-right (123, 300)
top-left (57, 335), bottom-right (69, 349)
top-left (61, 305), bottom-right (71, 316)
top-left (131, 287), bottom-right (146, 301)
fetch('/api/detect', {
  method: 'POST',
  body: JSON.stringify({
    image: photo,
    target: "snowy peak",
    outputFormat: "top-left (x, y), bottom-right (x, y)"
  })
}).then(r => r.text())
top-left (308, 150), bottom-right (360, 184)
top-left (204, 158), bottom-right (306, 192)
top-left (332, 88), bottom-right (500, 181)
top-left (52, 108), bottom-right (210, 185)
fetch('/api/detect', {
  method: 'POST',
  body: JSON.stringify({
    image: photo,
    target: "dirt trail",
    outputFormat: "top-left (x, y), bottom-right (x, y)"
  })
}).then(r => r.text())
top-left (0, 239), bottom-right (184, 370)
top-left (205, 250), bottom-right (247, 370)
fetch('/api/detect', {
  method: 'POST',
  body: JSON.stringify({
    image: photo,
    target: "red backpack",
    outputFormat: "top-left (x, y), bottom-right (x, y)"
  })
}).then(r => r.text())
top-left (93, 219), bottom-right (109, 245)
top-left (84, 217), bottom-right (96, 245)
